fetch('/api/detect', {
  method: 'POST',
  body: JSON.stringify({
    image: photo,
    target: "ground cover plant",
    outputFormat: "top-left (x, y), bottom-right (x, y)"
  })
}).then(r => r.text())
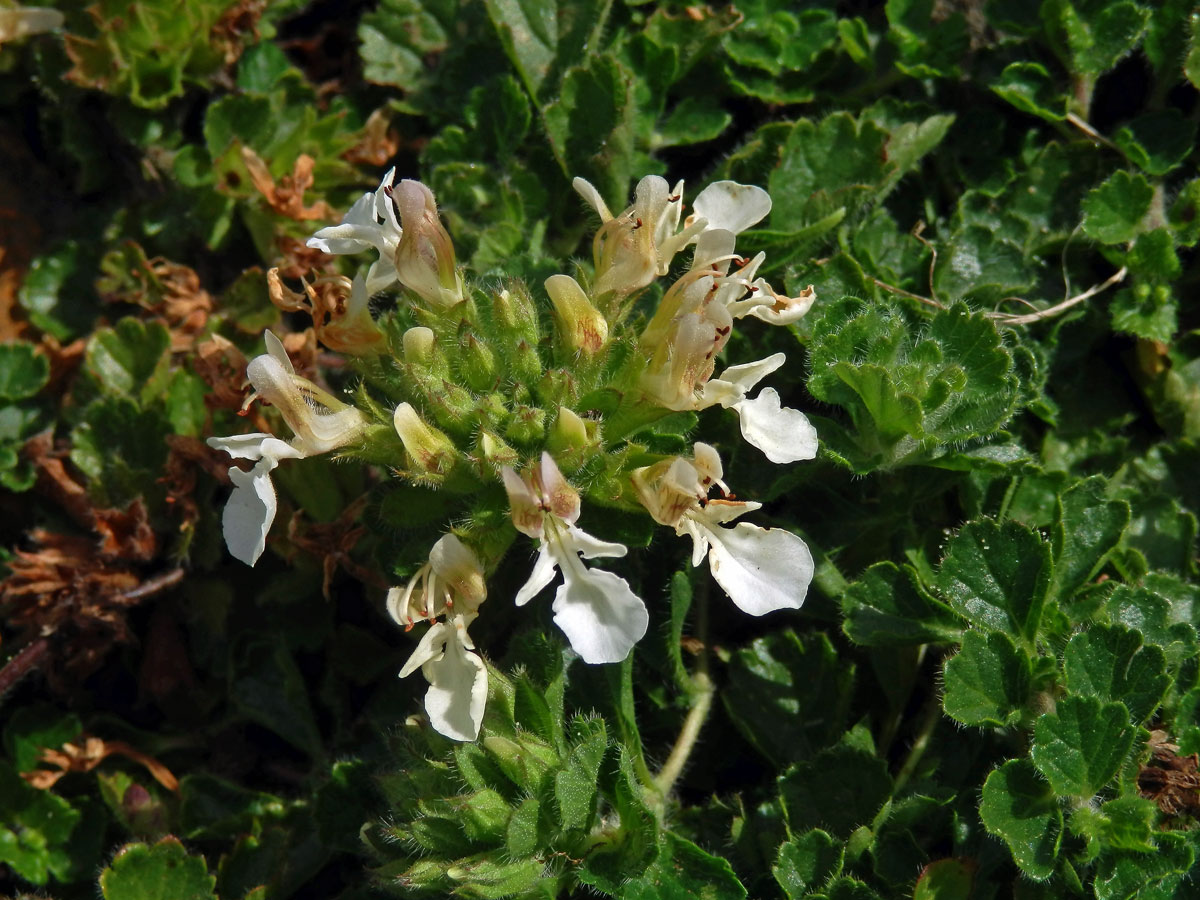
top-left (1, 0), bottom-right (1199, 898)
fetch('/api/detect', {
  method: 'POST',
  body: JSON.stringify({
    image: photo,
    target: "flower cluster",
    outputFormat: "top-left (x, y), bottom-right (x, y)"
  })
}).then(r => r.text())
top-left (208, 169), bottom-right (819, 740)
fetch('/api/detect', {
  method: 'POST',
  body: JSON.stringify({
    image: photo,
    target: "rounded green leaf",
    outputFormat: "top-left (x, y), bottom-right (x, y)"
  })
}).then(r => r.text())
top-left (979, 759), bottom-right (1061, 881)
top-left (1082, 170), bottom-right (1153, 244)
top-left (942, 630), bottom-right (1032, 727)
top-left (1030, 695), bottom-right (1135, 798)
top-left (991, 62), bottom-right (1067, 121)
top-left (99, 838), bottom-right (216, 900)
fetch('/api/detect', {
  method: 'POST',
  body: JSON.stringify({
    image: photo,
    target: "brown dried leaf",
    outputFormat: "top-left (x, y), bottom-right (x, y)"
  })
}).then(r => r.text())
top-left (241, 146), bottom-right (336, 222)
top-left (94, 498), bottom-right (157, 562)
top-left (193, 334), bottom-right (249, 412)
top-left (343, 107), bottom-right (400, 168)
top-left (286, 495), bottom-right (384, 600)
top-left (21, 735), bottom-right (179, 792)
top-left (1138, 730), bottom-right (1200, 816)
top-left (210, 0), bottom-right (266, 65)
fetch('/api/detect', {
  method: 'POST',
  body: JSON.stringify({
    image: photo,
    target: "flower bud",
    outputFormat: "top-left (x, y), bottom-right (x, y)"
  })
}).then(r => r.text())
top-left (504, 404), bottom-right (545, 446)
top-left (478, 431), bottom-right (519, 471)
top-left (393, 402), bottom-right (459, 478)
top-left (545, 407), bottom-right (596, 473)
top-left (545, 274), bottom-right (608, 356)
top-left (393, 180), bottom-right (464, 308)
top-left (491, 286), bottom-right (540, 345)
top-left (461, 331), bottom-right (497, 391)
top-left (402, 325), bottom-right (436, 363)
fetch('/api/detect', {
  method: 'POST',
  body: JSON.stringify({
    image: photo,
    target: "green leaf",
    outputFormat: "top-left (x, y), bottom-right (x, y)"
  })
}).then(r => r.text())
top-left (3, 706), bottom-right (82, 774)
top-left (485, 0), bottom-right (611, 100)
top-left (886, 0), bottom-right (969, 78)
top-left (99, 837), bottom-right (217, 900)
top-left (773, 830), bottom-right (843, 900)
top-left (620, 831), bottom-right (747, 900)
top-left (1063, 625), bottom-right (1169, 724)
top-left (1030, 695), bottom-right (1135, 797)
top-left (0, 342), bottom-right (49, 402)
top-left (1041, 0), bottom-right (1149, 76)
top-left (542, 53), bottom-right (635, 204)
top-left (990, 62), bottom-right (1068, 121)
top-left (769, 113), bottom-right (887, 227)
top-left (807, 300), bottom-right (1019, 472)
top-left (913, 857), bottom-right (976, 900)
top-left (466, 74), bottom-right (533, 158)
top-left (841, 562), bottom-right (964, 647)
top-left (1093, 832), bottom-right (1195, 900)
top-left (18, 241), bottom-right (97, 340)
top-left (1082, 170), bottom-right (1153, 244)
top-left (931, 225), bottom-right (1037, 303)
top-left (577, 745), bottom-right (658, 890)
top-left (724, 631), bottom-right (855, 766)
top-left (1115, 110), bottom-right (1196, 176)
top-left (1068, 795), bottom-right (1157, 854)
top-left (505, 796), bottom-right (541, 857)
top-left (1125, 229), bottom-right (1182, 284)
top-left (653, 96), bottom-right (732, 149)
top-left (554, 716), bottom-right (606, 832)
top-left (942, 630), bottom-right (1032, 727)
top-left (358, 0), bottom-right (451, 92)
top-left (978, 759), bottom-right (1061, 880)
top-left (936, 519), bottom-right (1051, 644)
top-left (1051, 477), bottom-right (1130, 604)
top-left (178, 775), bottom-right (287, 840)
top-left (0, 763), bottom-right (83, 884)
top-left (229, 638), bottom-right (323, 756)
top-left (86, 318), bottom-right (172, 404)
top-left (778, 743), bottom-right (892, 839)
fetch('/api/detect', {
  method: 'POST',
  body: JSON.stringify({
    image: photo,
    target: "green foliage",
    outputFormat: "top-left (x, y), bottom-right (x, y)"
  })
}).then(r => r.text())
top-left (807, 300), bottom-right (1020, 472)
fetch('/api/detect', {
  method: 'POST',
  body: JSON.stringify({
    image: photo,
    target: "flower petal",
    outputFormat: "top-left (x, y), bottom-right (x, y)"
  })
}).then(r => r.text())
top-left (422, 625), bottom-right (487, 741)
top-left (715, 353), bottom-right (786, 393)
top-left (399, 621), bottom-right (449, 677)
top-left (552, 568), bottom-right (648, 664)
top-left (207, 433), bottom-right (295, 462)
top-left (572, 176), bottom-right (613, 221)
top-left (706, 522), bottom-right (813, 615)
top-left (222, 461), bottom-right (279, 566)
top-left (691, 181), bottom-right (772, 234)
top-left (563, 523), bottom-right (627, 560)
top-left (515, 543), bottom-right (558, 606)
top-left (732, 388), bottom-right (818, 464)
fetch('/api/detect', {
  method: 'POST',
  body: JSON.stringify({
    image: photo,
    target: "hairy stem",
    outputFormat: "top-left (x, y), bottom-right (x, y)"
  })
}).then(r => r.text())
top-left (653, 578), bottom-right (713, 799)
top-left (892, 685), bottom-right (945, 795)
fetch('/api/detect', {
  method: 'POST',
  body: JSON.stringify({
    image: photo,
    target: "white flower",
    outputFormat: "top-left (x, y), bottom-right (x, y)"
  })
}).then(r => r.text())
top-left (391, 534), bottom-right (489, 741)
top-left (398, 614), bottom-right (487, 742)
top-left (207, 332), bottom-right (367, 566)
top-left (307, 168), bottom-right (403, 295)
top-left (387, 533), bottom-right (487, 628)
top-left (574, 175), bottom-right (705, 297)
top-left (632, 443), bottom-right (814, 615)
top-left (503, 453), bottom-right (648, 664)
